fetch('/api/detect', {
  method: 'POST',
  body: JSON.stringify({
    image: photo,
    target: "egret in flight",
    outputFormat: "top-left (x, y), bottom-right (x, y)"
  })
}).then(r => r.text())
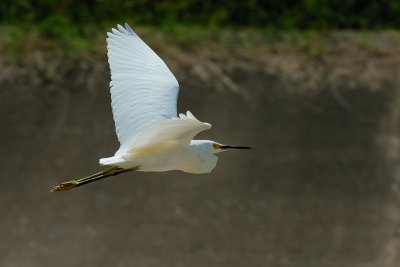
top-left (51, 23), bottom-right (250, 192)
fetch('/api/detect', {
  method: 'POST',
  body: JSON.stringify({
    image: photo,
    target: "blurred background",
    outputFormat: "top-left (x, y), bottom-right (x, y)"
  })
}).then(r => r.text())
top-left (1, 1), bottom-right (400, 266)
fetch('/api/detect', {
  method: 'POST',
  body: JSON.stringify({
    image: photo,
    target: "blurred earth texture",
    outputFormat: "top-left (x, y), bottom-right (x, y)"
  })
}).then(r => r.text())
top-left (0, 31), bottom-right (400, 267)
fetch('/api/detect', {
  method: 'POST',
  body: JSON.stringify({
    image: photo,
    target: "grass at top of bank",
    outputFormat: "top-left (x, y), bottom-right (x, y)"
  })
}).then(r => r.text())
top-left (1, 23), bottom-right (400, 64)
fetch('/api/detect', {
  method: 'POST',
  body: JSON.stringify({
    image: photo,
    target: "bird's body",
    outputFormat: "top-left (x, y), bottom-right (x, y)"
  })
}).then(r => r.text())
top-left (51, 23), bottom-right (250, 192)
top-left (100, 139), bottom-right (217, 174)
top-left (99, 113), bottom-right (217, 174)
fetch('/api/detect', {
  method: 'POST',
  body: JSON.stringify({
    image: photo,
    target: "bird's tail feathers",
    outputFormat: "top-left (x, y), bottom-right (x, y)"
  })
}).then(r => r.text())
top-left (99, 156), bottom-right (125, 165)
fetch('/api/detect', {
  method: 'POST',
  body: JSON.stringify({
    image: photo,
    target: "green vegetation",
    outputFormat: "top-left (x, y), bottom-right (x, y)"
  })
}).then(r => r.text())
top-left (1, 1), bottom-right (400, 63)
top-left (2, 0), bottom-right (400, 32)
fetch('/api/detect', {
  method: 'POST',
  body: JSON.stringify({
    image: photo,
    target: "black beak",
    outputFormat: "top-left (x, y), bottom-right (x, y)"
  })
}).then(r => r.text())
top-left (219, 145), bottom-right (252, 150)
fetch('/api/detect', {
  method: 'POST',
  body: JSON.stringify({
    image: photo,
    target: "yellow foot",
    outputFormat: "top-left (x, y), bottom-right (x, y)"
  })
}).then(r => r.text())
top-left (50, 180), bottom-right (79, 192)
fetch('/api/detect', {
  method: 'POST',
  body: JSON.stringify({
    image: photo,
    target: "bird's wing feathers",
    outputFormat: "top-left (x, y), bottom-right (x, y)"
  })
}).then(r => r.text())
top-left (128, 111), bottom-right (211, 151)
top-left (107, 23), bottom-right (179, 153)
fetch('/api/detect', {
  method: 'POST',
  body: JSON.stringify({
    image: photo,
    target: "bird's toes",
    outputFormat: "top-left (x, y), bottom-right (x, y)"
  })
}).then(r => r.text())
top-left (50, 180), bottom-right (78, 192)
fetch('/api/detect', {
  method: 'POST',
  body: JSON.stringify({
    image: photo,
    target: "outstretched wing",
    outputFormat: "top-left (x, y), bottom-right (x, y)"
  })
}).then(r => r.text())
top-left (106, 23), bottom-right (179, 154)
top-left (128, 111), bottom-right (211, 151)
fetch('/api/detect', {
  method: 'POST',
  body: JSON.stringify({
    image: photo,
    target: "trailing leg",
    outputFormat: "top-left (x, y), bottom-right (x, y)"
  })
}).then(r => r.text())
top-left (50, 166), bottom-right (138, 192)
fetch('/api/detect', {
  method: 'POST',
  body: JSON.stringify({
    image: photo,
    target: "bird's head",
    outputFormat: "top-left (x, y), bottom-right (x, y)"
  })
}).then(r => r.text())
top-left (191, 140), bottom-right (251, 154)
top-left (212, 142), bottom-right (252, 153)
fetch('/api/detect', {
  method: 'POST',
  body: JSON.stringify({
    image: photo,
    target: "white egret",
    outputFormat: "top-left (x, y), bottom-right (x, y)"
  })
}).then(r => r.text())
top-left (51, 23), bottom-right (250, 192)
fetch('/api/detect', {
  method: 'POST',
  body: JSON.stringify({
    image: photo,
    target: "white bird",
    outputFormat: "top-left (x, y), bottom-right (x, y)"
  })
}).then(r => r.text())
top-left (51, 23), bottom-right (250, 192)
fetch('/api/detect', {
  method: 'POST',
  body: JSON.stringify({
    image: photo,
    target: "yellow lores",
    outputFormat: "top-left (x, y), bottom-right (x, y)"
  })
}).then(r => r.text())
top-left (50, 24), bottom-right (250, 192)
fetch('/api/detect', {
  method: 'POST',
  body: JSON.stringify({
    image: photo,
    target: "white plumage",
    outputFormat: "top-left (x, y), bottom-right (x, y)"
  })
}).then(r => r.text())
top-left (106, 24), bottom-right (180, 155)
top-left (50, 23), bottom-right (250, 192)
top-left (101, 23), bottom-right (215, 172)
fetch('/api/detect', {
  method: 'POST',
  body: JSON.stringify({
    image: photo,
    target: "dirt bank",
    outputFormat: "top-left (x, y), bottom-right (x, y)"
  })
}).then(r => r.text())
top-left (1, 34), bottom-right (400, 266)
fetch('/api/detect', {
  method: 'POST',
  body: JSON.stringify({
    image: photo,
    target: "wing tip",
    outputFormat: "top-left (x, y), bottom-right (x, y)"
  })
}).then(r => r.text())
top-left (108, 23), bottom-right (135, 37)
top-left (124, 23), bottom-right (135, 35)
top-left (178, 111), bottom-right (210, 124)
top-left (204, 122), bottom-right (212, 129)
top-left (178, 111), bottom-right (211, 128)
top-left (186, 111), bottom-right (198, 120)
top-left (117, 24), bottom-right (126, 33)
top-left (179, 113), bottom-right (188, 119)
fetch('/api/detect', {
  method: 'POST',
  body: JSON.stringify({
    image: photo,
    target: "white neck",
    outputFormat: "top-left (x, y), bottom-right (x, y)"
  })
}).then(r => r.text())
top-left (178, 140), bottom-right (218, 174)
